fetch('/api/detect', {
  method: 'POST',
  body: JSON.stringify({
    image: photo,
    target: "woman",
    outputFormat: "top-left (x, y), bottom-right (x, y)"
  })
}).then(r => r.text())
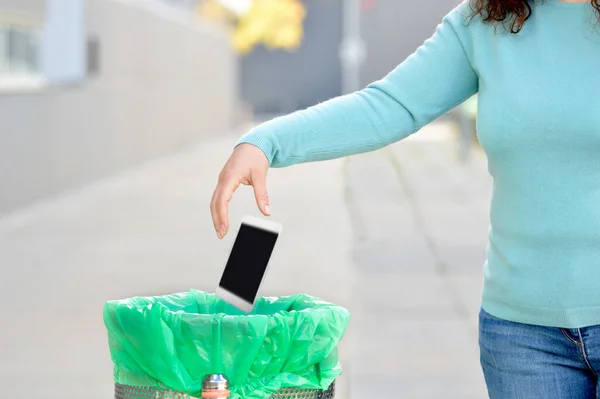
top-left (210, 0), bottom-right (600, 397)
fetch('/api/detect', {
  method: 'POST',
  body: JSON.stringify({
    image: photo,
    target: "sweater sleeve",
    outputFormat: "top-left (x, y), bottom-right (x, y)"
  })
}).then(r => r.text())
top-left (236, 4), bottom-right (478, 168)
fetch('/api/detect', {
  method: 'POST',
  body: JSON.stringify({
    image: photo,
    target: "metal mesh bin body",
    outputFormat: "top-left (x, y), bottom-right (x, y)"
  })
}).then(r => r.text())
top-left (115, 381), bottom-right (335, 399)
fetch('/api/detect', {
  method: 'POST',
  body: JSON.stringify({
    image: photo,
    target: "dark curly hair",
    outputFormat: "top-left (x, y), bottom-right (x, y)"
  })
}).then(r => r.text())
top-left (469, 0), bottom-right (600, 33)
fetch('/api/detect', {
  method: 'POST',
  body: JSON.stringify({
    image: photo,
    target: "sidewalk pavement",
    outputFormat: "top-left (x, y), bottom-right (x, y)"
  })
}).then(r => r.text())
top-left (0, 121), bottom-right (491, 398)
top-left (345, 122), bottom-right (491, 398)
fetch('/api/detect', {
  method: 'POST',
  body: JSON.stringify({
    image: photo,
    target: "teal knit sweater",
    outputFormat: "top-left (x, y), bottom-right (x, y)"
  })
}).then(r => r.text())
top-left (237, 0), bottom-right (600, 328)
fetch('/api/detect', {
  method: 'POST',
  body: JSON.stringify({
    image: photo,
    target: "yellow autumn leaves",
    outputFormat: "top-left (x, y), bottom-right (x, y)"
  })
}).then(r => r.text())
top-left (198, 0), bottom-right (307, 54)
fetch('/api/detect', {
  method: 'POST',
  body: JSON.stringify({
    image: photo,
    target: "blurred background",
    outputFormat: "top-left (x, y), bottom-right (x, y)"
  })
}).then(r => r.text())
top-left (0, 0), bottom-right (487, 397)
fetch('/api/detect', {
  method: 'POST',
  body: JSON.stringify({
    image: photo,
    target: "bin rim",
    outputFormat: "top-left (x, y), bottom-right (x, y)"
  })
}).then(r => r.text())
top-left (105, 290), bottom-right (349, 320)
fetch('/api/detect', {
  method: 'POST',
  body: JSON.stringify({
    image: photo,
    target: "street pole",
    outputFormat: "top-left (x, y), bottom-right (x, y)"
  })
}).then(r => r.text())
top-left (340, 0), bottom-right (366, 95)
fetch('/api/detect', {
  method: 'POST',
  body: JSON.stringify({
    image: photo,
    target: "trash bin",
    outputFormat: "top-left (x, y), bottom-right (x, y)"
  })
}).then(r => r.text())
top-left (104, 290), bottom-right (349, 399)
top-left (114, 381), bottom-right (335, 399)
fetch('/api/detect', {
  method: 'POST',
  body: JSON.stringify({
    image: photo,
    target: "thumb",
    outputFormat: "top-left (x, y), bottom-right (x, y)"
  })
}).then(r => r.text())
top-left (251, 170), bottom-right (271, 216)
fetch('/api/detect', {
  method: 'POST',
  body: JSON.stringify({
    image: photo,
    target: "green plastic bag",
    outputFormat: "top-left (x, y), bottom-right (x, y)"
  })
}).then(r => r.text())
top-left (103, 290), bottom-right (350, 399)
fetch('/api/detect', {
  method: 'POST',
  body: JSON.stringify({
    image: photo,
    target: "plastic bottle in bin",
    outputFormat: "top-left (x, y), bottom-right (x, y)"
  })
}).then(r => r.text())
top-left (201, 374), bottom-right (230, 399)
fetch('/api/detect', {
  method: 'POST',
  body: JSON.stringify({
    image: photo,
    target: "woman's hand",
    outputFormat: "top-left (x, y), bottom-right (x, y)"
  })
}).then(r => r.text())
top-left (210, 143), bottom-right (270, 238)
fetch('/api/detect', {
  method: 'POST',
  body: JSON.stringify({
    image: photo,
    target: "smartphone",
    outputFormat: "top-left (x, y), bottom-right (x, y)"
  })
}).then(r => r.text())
top-left (216, 215), bottom-right (282, 312)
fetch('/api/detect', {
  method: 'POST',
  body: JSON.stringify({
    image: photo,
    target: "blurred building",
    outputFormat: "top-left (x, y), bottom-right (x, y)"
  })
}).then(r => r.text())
top-left (240, 0), bottom-right (461, 116)
top-left (0, 0), bottom-right (236, 214)
top-left (0, 0), bottom-right (469, 214)
top-left (240, 0), bottom-right (343, 116)
top-left (360, 0), bottom-right (461, 85)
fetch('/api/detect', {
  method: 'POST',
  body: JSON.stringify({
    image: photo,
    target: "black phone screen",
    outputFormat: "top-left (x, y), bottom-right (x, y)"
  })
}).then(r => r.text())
top-left (219, 222), bottom-right (279, 303)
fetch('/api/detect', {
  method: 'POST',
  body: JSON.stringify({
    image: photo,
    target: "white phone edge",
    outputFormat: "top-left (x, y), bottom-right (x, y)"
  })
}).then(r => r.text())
top-left (241, 215), bottom-right (282, 234)
top-left (216, 215), bottom-right (282, 313)
top-left (215, 286), bottom-right (254, 313)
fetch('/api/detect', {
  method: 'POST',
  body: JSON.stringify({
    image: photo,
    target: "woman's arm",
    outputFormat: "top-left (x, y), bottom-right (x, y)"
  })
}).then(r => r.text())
top-left (211, 4), bottom-right (478, 237)
top-left (237, 4), bottom-right (478, 168)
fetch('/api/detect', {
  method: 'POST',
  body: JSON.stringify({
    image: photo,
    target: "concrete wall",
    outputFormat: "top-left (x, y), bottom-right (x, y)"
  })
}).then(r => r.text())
top-left (0, 0), bottom-right (44, 26)
top-left (0, 0), bottom-right (43, 11)
top-left (0, 0), bottom-right (237, 214)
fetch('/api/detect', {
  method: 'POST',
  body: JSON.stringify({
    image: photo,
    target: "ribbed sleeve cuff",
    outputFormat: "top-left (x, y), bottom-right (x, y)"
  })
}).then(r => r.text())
top-left (235, 132), bottom-right (277, 167)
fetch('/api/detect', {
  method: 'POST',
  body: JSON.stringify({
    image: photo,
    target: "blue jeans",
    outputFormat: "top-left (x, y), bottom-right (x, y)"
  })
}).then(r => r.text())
top-left (479, 308), bottom-right (600, 398)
